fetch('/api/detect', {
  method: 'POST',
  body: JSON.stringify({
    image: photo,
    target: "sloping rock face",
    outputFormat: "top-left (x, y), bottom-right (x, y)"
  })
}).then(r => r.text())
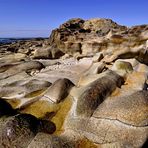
top-left (0, 18), bottom-right (148, 148)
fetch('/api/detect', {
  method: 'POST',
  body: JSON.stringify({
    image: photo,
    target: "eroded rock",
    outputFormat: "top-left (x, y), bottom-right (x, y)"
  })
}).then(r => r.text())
top-left (44, 78), bottom-right (74, 103)
top-left (0, 113), bottom-right (56, 148)
top-left (76, 70), bottom-right (124, 117)
top-left (0, 18), bottom-right (148, 147)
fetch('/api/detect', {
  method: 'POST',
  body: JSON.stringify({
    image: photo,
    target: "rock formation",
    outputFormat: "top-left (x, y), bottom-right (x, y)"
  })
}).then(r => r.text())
top-left (49, 18), bottom-right (148, 64)
top-left (0, 18), bottom-right (147, 148)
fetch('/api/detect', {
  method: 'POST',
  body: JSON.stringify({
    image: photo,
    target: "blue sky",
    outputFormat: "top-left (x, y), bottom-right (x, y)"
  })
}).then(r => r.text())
top-left (0, 0), bottom-right (147, 37)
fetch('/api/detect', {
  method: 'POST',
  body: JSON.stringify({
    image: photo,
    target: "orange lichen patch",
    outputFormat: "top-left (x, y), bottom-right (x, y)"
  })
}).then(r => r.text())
top-left (6, 99), bottom-right (21, 109)
top-left (126, 105), bottom-right (148, 126)
top-left (123, 71), bottom-right (146, 90)
top-left (51, 96), bottom-right (72, 135)
top-left (20, 100), bottom-right (59, 118)
top-left (110, 87), bottom-right (121, 98)
top-left (24, 89), bottom-right (47, 98)
top-left (75, 138), bottom-right (98, 148)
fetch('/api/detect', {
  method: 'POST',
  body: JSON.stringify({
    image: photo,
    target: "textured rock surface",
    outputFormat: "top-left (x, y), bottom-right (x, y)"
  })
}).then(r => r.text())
top-left (49, 18), bottom-right (148, 65)
top-left (0, 18), bottom-right (148, 147)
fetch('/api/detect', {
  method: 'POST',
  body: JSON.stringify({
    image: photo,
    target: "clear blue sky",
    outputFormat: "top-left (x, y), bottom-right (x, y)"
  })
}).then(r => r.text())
top-left (0, 0), bottom-right (147, 37)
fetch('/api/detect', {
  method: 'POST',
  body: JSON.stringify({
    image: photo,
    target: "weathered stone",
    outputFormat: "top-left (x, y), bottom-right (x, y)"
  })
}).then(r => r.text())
top-left (76, 70), bottom-right (124, 117)
top-left (27, 133), bottom-right (55, 148)
top-left (33, 47), bottom-right (52, 59)
top-left (0, 114), bottom-right (39, 148)
top-left (49, 18), bottom-right (148, 65)
top-left (44, 78), bottom-right (74, 103)
top-left (111, 60), bottom-right (133, 76)
top-left (0, 113), bottom-right (56, 148)
top-left (0, 53), bottom-right (26, 64)
top-left (0, 61), bottom-right (44, 80)
top-left (0, 18), bottom-right (148, 147)
top-left (93, 90), bottom-right (148, 126)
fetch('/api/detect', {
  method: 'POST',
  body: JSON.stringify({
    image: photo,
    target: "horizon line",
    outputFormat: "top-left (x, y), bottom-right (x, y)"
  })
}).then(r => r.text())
top-left (0, 29), bottom-right (51, 32)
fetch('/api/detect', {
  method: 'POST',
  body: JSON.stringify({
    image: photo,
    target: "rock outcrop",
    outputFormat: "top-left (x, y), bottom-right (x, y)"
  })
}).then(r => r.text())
top-left (0, 18), bottom-right (147, 148)
top-left (49, 18), bottom-right (148, 65)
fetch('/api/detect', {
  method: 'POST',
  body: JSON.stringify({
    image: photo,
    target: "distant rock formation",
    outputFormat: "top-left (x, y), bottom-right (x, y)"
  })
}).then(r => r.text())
top-left (49, 18), bottom-right (148, 64)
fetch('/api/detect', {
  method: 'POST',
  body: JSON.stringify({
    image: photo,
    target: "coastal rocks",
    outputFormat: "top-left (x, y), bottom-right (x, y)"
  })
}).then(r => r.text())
top-left (38, 119), bottom-right (56, 134)
top-left (0, 38), bottom-right (48, 55)
top-left (32, 47), bottom-right (52, 59)
top-left (32, 46), bottom-right (64, 59)
top-left (49, 18), bottom-right (148, 65)
top-left (35, 57), bottom-right (93, 85)
top-left (27, 133), bottom-right (56, 148)
top-left (0, 114), bottom-right (38, 148)
top-left (0, 18), bottom-right (148, 147)
top-left (76, 70), bottom-right (124, 117)
top-left (0, 53), bottom-right (26, 64)
top-left (49, 18), bottom-right (127, 55)
top-left (83, 116), bottom-right (147, 147)
top-left (83, 18), bottom-right (127, 34)
top-left (63, 90), bottom-right (147, 147)
top-left (44, 78), bottom-right (74, 103)
top-left (0, 61), bottom-right (44, 80)
top-left (93, 90), bottom-right (148, 126)
top-left (0, 113), bottom-right (56, 148)
top-left (0, 79), bottom-right (51, 109)
top-left (111, 60), bottom-right (133, 76)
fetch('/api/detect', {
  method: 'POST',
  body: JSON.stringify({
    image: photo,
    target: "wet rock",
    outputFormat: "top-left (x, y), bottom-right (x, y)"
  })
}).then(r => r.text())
top-left (0, 71), bottom-right (30, 87)
top-left (0, 78), bottom-right (52, 111)
top-left (28, 133), bottom-right (62, 148)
